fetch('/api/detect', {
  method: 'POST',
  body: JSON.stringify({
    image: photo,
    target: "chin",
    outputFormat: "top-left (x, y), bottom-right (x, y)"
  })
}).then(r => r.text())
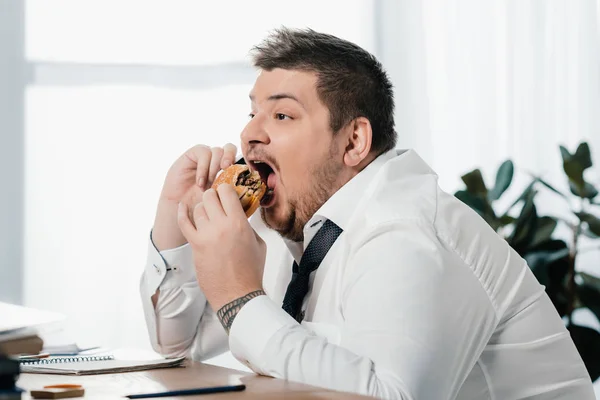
top-left (260, 205), bottom-right (283, 227)
top-left (260, 205), bottom-right (291, 233)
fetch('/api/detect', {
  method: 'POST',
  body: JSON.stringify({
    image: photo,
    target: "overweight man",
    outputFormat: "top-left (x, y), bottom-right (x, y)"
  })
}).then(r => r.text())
top-left (140, 28), bottom-right (594, 399)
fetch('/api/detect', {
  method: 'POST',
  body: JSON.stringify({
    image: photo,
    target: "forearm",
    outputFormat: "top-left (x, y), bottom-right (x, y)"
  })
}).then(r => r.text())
top-left (152, 283), bottom-right (207, 357)
top-left (140, 235), bottom-right (228, 359)
top-left (142, 278), bottom-right (231, 361)
top-left (256, 324), bottom-right (407, 398)
top-left (216, 290), bottom-right (266, 334)
top-left (226, 296), bottom-right (409, 398)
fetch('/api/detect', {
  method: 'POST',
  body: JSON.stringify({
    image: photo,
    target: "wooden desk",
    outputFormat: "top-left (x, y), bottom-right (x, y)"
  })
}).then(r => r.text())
top-left (17, 360), bottom-right (374, 399)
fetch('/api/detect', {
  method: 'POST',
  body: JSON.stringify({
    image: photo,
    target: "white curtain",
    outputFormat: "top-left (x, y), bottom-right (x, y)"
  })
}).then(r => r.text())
top-left (380, 0), bottom-right (600, 286)
top-left (382, 0), bottom-right (600, 193)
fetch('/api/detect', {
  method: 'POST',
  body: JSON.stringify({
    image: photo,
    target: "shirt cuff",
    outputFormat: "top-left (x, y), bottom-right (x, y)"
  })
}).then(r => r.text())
top-left (228, 295), bottom-right (298, 372)
top-left (144, 230), bottom-right (197, 293)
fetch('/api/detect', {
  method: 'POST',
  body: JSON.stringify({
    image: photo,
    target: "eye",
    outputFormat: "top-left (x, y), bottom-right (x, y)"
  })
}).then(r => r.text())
top-left (248, 113), bottom-right (255, 119)
top-left (275, 113), bottom-right (291, 121)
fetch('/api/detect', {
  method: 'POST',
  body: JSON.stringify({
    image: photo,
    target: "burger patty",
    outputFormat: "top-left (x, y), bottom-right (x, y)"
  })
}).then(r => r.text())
top-left (235, 170), bottom-right (264, 205)
top-left (236, 170), bottom-right (263, 191)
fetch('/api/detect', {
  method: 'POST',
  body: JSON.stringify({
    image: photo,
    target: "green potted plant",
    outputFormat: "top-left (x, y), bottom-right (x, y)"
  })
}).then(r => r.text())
top-left (455, 142), bottom-right (600, 381)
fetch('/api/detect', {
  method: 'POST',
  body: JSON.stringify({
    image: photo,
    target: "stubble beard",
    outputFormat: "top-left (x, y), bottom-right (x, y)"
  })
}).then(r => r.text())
top-left (260, 148), bottom-right (343, 242)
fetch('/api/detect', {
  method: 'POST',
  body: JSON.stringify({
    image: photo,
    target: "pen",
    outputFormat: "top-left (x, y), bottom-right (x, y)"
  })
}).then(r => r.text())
top-left (18, 353), bottom-right (50, 360)
top-left (125, 384), bottom-right (246, 399)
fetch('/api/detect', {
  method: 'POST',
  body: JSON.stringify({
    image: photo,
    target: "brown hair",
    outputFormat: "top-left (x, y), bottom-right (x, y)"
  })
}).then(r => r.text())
top-left (251, 27), bottom-right (397, 155)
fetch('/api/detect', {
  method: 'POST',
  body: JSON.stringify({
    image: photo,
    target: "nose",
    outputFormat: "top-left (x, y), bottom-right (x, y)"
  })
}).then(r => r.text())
top-left (240, 113), bottom-right (270, 146)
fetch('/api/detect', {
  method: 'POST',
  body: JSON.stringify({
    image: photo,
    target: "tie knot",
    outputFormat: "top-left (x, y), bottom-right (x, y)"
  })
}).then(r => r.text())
top-left (298, 220), bottom-right (343, 268)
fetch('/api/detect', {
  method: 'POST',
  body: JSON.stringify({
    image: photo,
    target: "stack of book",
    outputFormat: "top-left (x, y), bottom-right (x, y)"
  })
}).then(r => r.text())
top-left (0, 329), bottom-right (43, 356)
top-left (0, 302), bottom-right (64, 357)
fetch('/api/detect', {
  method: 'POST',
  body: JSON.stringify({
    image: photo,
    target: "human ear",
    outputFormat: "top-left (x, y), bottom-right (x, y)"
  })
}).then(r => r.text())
top-left (343, 117), bottom-right (372, 167)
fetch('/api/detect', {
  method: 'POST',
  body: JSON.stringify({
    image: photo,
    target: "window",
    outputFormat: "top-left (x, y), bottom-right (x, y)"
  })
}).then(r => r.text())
top-left (22, 0), bottom-right (377, 350)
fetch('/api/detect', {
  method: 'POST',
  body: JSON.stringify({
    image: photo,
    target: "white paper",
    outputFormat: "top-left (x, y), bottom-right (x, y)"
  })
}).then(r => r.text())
top-left (0, 302), bottom-right (65, 333)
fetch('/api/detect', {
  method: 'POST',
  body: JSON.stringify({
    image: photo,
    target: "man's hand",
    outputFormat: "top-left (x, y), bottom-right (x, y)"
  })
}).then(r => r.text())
top-left (177, 183), bottom-right (266, 331)
top-left (152, 143), bottom-right (238, 251)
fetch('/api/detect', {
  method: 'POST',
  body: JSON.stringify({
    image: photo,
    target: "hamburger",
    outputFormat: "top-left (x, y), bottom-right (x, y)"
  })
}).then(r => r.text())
top-left (211, 164), bottom-right (269, 217)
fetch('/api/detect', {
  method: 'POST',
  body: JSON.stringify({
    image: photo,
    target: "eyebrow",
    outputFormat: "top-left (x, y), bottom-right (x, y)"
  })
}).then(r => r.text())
top-left (249, 93), bottom-right (305, 109)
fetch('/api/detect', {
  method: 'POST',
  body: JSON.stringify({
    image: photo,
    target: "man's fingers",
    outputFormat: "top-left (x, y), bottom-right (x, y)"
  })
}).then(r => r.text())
top-left (202, 188), bottom-right (225, 220)
top-left (190, 145), bottom-right (211, 189)
top-left (221, 143), bottom-right (237, 169)
top-left (193, 202), bottom-right (208, 227)
top-left (177, 202), bottom-right (196, 240)
top-left (208, 147), bottom-right (224, 186)
top-left (186, 144), bottom-right (236, 190)
top-left (217, 183), bottom-right (246, 219)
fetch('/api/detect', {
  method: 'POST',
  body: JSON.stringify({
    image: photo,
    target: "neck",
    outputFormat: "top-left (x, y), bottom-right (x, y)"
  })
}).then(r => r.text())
top-left (337, 151), bottom-right (379, 188)
top-left (301, 151), bottom-right (380, 238)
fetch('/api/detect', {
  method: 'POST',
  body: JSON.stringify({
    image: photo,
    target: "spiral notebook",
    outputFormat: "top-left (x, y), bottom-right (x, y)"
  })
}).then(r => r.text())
top-left (20, 355), bottom-right (186, 375)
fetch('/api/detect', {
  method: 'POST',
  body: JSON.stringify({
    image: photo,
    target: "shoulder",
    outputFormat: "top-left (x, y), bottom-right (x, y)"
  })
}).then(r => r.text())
top-left (346, 149), bottom-right (504, 258)
top-left (346, 150), bottom-right (441, 241)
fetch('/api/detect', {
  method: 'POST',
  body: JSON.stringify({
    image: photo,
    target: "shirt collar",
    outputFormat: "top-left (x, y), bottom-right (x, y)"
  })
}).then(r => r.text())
top-left (284, 149), bottom-right (398, 263)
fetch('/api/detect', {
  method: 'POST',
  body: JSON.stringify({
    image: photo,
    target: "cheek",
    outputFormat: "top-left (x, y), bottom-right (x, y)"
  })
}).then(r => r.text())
top-left (279, 150), bottom-right (314, 184)
top-left (274, 123), bottom-right (331, 190)
top-left (279, 161), bottom-right (321, 204)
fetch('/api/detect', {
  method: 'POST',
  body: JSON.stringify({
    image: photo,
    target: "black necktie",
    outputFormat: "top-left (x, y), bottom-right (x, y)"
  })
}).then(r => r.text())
top-left (282, 219), bottom-right (343, 322)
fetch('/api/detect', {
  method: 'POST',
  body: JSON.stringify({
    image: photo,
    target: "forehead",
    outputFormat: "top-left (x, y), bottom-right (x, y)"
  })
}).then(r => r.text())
top-left (250, 69), bottom-right (319, 106)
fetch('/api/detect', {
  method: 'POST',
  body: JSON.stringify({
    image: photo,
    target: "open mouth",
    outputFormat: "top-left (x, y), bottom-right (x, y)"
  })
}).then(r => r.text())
top-left (249, 160), bottom-right (276, 206)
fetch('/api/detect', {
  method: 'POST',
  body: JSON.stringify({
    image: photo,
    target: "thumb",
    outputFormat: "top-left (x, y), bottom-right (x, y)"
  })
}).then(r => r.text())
top-left (177, 202), bottom-right (197, 241)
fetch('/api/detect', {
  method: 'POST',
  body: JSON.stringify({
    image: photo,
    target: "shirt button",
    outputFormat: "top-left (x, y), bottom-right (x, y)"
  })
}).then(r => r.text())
top-left (153, 264), bottom-right (161, 274)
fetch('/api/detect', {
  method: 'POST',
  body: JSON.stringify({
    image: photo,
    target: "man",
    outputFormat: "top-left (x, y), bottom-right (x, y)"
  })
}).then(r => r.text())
top-left (141, 28), bottom-right (594, 399)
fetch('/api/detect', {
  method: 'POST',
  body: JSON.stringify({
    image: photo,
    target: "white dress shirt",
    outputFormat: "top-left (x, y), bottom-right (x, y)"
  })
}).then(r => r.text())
top-left (140, 149), bottom-right (594, 399)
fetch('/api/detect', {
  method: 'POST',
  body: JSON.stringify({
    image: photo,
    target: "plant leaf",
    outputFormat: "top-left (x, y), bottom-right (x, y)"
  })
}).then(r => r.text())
top-left (568, 324), bottom-right (600, 382)
top-left (498, 215), bottom-right (516, 227)
top-left (507, 188), bottom-right (538, 252)
top-left (575, 212), bottom-right (600, 236)
top-left (580, 273), bottom-right (600, 292)
top-left (563, 160), bottom-right (585, 188)
top-left (526, 240), bottom-right (570, 312)
top-left (528, 217), bottom-right (558, 249)
top-left (578, 284), bottom-right (600, 330)
top-left (524, 252), bottom-right (549, 286)
top-left (461, 169), bottom-right (488, 196)
top-left (583, 182), bottom-right (599, 199)
top-left (569, 181), bottom-right (599, 199)
top-left (523, 240), bottom-right (570, 317)
top-left (528, 238), bottom-right (569, 252)
top-left (524, 248), bottom-right (570, 286)
top-left (573, 142), bottom-right (593, 170)
top-left (582, 228), bottom-right (600, 239)
top-left (534, 177), bottom-right (569, 200)
top-left (488, 160), bottom-right (514, 201)
top-left (506, 181), bottom-right (536, 213)
top-left (578, 272), bottom-right (600, 325)
top-left (559, 145), bottom-right (572, 162)
top-left (455, 190), bottom-right (487, 216)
